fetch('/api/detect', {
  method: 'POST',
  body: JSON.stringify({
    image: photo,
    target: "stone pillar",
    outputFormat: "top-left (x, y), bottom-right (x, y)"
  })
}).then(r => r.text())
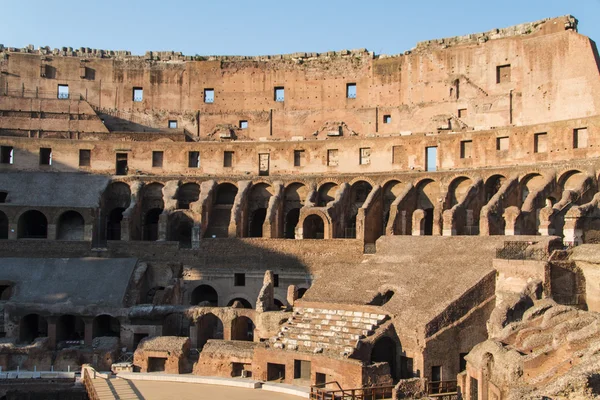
top-left (83, 318), bottom-right (94, 347)
top-left (8, 223), bottom-right (17, 240)
top-left (442, 209), bottom-right (455, 236)
top-left (411, 209), bottom-right (424, 236)
top-left (564, 207), bottom-right (583, 246)
top-left (47, 318), bottom-right (58, 349)
top-left (538, 206), bottom-right (554, 236)
top-left (158, 213), bottom-right (168, 241)
top-left (191, 224), bottom-right (201, 249)
top-left (84, 223), bottom-right (93, 241)
top-left (121, 216), bottom-right (131, 241)
top-left (47, 224), bottom-right (57, 240)
top-left (286, 285), bottom-right (298, 308)
top-left (189, 325), bottom-right (198, 348)
top-left (503, 206), bottom-right (521, 236)
top-left (256, 271), bottom-right (275, 312)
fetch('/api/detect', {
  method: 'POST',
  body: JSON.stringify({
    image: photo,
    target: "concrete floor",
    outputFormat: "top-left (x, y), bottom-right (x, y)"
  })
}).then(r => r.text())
top-left (128, 380), bottom-right (303, 400)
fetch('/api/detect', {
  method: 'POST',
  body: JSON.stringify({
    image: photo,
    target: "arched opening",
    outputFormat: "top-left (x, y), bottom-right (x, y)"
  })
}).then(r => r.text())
top-left (0, 285), bottom-right (11, 300)
top-left (168, 212), bottom-right (193, 248)
top-left (92, 315), bottom-right (120, 338)
top-left (297, 288), bottom-right (307, 299)
top-left (423, 208), bottom-right (434, 236)
top-left (248, 208), bottom-right (267, 238)
top-left (520, 174), bottom-right (544, 204)
top-left (19, 314), bottom-right (48, 344)
top-left (231, 316), bottom-right (255, 341)
top-left (369, 290), bottom-right (394, 306)
top-left (56, 314), bottom-right (85, 343)
top-left (347, 181), bottom-right (373, 238)
top-left (177, 183), bottom-right (200, 210)
top-left (143, 208), bottom-right (162, 241)
top-left (416, 180), bottom-right (439, 236)
top-left (107, 207), bottom-right (125, 241)
top-left (216, 183), bottom-right (238, 205)
top-left (227, 298), bottom-right (252, 309)
top-left (485, 175), bottom-right (505, 203)
top-left (303, 214), bottom-right (325, 239)
top-left (285, 208), bottom-right (301, 239)
top-left (196, 313), bottom-right (223, 349)
top-left (57, 211), bottom-right (85, 240)
top-left (17, 210), bottom-right (47, 239)
top-left (447, 177), bottom-right (472, 208)
top-left (0, 211), bottom-right (8, 239)
top-left (191, 285), bottom-right (218, 306)
top-left (371, 336), bottom-right (397, 381)
top-left (382, 180), bottom-right (403, 232)
top-left (274, 299), bottom-right (285, 309)
top-left (162, 313), bottom-right (188, 337)
top-left (317, 183), bottom-right (338, 207)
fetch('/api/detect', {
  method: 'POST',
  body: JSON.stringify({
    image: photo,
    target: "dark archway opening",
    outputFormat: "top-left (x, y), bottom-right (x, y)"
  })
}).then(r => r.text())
top-left (191, 285), bottom-right (218, 306)
top-left (177, 183), bottom-right (200, 210)
top-left (227, 298), bottom-right (253, 309)
top-left (372, 336), bottom-right (397, 381)
top-left (369, 290), bottom-right (395, 306)
top-left (231, 316), bottom-right (255, 341)
top-left (57, 211), bottom-right (85, 240)
top-left (249, 208), bottom-right (267, 238)
top-left (274, 299), bottom-right (285, 309)
top-left (0, 211), bottom-right (8, 239)
top-left (216, 183), bottom-right (238, 205)
top-left (143, 208), bottom-right (162, 241)
top-left (56, 314), bottom-right (85, 343)
top-left (19, 314), bottom-right (48, 344)
top-left (303, 214), bottom-right (325, 239)
top-left (297, 288), bottom-right (307, 299)
top-left (423, 208), bottom-right (434, 236)
top-left (162, 313), bottom-right (188, 337)
top-left (169, 213), bottom-right (193, 248)
top-left (92, 315), bottom-right (120, 338)
top-left (107, 207), bottom-right (125, 241)
top-left (0, 285), bottom-right (11, 301)
top-left (17, 210), bottom-right (47, 239)
top-left (284, 208), bottom-right (300, 239)
top-left (197, 313), bottom-right (223, 349)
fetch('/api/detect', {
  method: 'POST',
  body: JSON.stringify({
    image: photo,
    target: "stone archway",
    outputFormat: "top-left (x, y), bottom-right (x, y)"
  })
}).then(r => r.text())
top-left (57, 210), bottom-right (85, 240)
top-left (303, 214), bottom-right (325, 239)
top-left (191, 284), bottom-right (218, 306)
top-left (17, 210), bottom-right (48, 239)
top-left (231, 316), bottom-right (255, 341)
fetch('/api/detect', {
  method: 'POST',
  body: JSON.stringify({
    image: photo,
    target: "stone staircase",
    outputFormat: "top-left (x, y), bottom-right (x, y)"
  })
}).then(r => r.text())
top-left (90, 377), bottom-right (141, 400)
top-left (272, 306), bottom-right (388, 357)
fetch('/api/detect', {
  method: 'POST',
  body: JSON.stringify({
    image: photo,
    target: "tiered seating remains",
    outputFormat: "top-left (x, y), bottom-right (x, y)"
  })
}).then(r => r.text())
top-left (272, 306), bottom-right (388, 357)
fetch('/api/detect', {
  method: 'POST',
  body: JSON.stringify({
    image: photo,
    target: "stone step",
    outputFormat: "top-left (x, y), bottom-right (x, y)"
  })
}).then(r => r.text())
top-left (282, 324), bottom-right (371, 338)
top-left (284, 333), bottom-right (357, 347)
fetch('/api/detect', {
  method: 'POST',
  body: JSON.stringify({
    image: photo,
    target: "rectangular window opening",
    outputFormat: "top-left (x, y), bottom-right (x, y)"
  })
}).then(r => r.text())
top-left (460, 140), bottom-right (472, 159)
top-left (259, 153), bottom-right (270, 176)
top-left (79, 149), bottom-right (91, 167)
top-left (346, 83), bottom-right (357, 99)
top-left (294, 150), bottom-right (305, 167)
top-left (293, 360), bottom-right (311, 380)
top-left (359, 147), bottom-right (371, 165)
top-left (392, 145), bottom-right (403, 165)
top-left (188, 151), bottom-right (200, 168)
top-left (273, 274), bottom-right (279, 288)
top-left (426, 146), bottom-right (437, 171)
top-left (496, 64), bottom-right (511, 84)
top-left (274, 87), bottom-right (285, 102)
top-left (116, 153), bottom-right (128, 176)
top-left (57, 84), bottom-right (69, 99)
top-left (152, 151), bottom-right (164, 168)
top-left (204, 88), bottom-right (215, 103)
top-left (234, 273), bottom-right (245, 287)
top-left (224, 151), bottom-right (234, 168)
top-left (39, 148), bottom-right (52, 166)
top-left (239, 120), bottom-right (248, 129)
top-left (574, 127), bottom-right (588, 149)
top-left (383, 115), bottom-right (391, 124)
top-left (0, 146), bottom-right (14, 165)
top-left (458, 108), bottom-right (467, 118)
top-left (133, 87), bottom-right (143, 102)
top-left (534, 132), bottom-right (548, 153)
top-left (459, 353), bottom-right (468, 372)
top-left (496, 136), bottom-right (509, 151)
top-left (168, 120), bottom-right (178, 129)
top-left (327, 149), bottom-right (339, 167)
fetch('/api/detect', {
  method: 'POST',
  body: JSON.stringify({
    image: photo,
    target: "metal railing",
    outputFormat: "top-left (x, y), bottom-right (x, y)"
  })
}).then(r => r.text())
top-left (427, 380), bottom-right (458, 395)
top-left (310, 381), bottom-right (394, 400)
top-left (2, 88), bottom-right (84, 100)
top-left (82, 367), bottom-right (100, 400)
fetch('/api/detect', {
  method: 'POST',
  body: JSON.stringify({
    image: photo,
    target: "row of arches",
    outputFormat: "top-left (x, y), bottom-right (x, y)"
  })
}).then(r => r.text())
top-left (188, 284), bottom-right (305, 308)
top-left (18, 313), bottom-right (120, 344)
top-left (0, 209), bottom-right (85, 240)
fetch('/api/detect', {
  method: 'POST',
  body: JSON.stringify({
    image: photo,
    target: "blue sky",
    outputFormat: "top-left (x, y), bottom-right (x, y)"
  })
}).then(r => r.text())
top-left (1, 0), bottom-right (599, 56)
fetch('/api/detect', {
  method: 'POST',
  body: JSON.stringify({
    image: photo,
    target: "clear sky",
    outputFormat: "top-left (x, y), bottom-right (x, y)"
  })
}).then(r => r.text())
top-left (1, 0), bottom-right (599, 56)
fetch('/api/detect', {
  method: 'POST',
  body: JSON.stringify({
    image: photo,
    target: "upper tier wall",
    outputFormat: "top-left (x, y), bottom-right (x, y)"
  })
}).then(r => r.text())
top-left (1, 16), bottom-right (598, 139)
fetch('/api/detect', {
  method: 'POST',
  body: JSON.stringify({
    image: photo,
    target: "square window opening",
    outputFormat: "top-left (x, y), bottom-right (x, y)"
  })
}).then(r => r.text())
top-left (383, 115), bottom-right (391, 124)
top-left (359, 147), bottom-right (371, 165)
top-left (458, 108), bottom-right (467, 118)
top-left (79, 149), bottom-right (91, 167)
top-left (496, 136), bottom-right (509, 151)
top-left (346, 83), bottom-right (357, 99)
top-left (234, 273), bottom-right (245, 287)
top-left (274, 87), bottom-right (285, 102)
top-left (293, 360), bottom-right (311, 380)
top-left (574, 127), bottom-right (588, 149)
top-left (57, 84), bottom-right (69, 99)
top-left (534, 132), bottom-right (548, 153)
top-left (39, 148), bottom-right (52, 166)
top-left (496, 64), bottom-right (511, 84)
top-left (152, 151), bottom-right (164, 168)
top-left (224, 151), bottom-right (234, 168)
top-left (239, 120), bottom-right (248, 129)
top-left (168, 120), bottom-right (178, 129)
top-left (133, 87), bottom-right (143, 102)
top-left (0, 146), bottom-right (13, 165)
top-left (188, 151), bottom-right (200, 168)
top-left (204, 88), bottom-right (215, 103)
top-left (327, 149), bottom-right (339, 167)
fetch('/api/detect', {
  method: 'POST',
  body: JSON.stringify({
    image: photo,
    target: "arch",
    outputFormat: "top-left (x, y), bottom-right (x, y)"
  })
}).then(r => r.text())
top-left (227, 297), bottom-right (253, 309)
top-left (415, 179), bottom-right (439, 210)
top-left (0, 210), bottom-right (7, 239)
top-left (447, 177), bottom-right (473, 207)
top-left (303, 214), bottom-right (325, 239)
top-left (17, 210), bottom-right (48, 239)
top-left (191, 284), bottom-right (218, 306)
top-left (19, 314), bottom-right (48, 344)
top-left (57, 210), bottom-right (85, 240)
top-left (177, 183), bottom-right (200, 210)
top-left (274, 298), bottom-right (285, 309)
top-left (168, 212), bottom-right (193, 248)
top-left (284, 182), bottom-right (308, 204)
top-left (317, 182), bottom-right (339, 206)
top-left (484, 175), bottom-right (506, 203)
top-left (520, 173), bottom-right (544, 203)
top-left (558, 170), bottom-right (587, 191)
top-left (346, 181), bottom-right (373, 238)
top-left (107, 207), bottom-right (125, 240)
top-left (92, 315), bottom-right (120, 338)
top-left (231, 316), bottom-right (255, 341)
top-left (162, 313), bottom-right (189, 337)
top-left (56, 314), bottom-right (85, 343)
top-left (0, 285), bottom-right (11, 301)
top-left (216, 183), bottom-right (238, 205)
top-left (196, 313), bottom-right (223, 349)
top-left (371, 336), bottom-right (397, 381)
top-left (284, 208), bottom-right (301, 239)
top-left (248, 208), bottom-right (267, 237)
top-left (297, 288), bottom-right (308, 299)
top-left (383, 180), bottom-right (403, 202)
top-left (143, 208), bottom-right (163, 241)
top-left (102, 182), bottom-right (131, 210)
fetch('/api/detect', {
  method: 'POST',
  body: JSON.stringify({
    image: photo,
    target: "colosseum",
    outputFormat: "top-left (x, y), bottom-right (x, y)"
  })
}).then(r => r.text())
top-left (0, 14), bottom-right (598, 400)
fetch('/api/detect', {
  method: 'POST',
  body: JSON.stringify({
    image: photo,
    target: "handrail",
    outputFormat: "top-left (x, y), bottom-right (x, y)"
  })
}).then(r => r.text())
top-left (82, 367), bottom-right (100, 400)
top-left (309, 381), bottom-right (395, 400)
top-left (427, 380), bottom-right (458, 394)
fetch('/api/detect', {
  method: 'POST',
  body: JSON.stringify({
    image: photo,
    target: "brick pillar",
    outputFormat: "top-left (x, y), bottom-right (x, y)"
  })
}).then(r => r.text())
top-left (8, 223), bottom-right (17, 240)
top-left (121, 216), bottom-right (131, 241)
top-left (158, 213), bottom-right (168, 241)
top-left (47, 318), bottom-right (58, 349)
top-left (83, 223), bottom-right (93, 241)
top-left (83, 318), bottom-right (94, 347)
top-left (47, 224), bottom-right (57, 240)
top-left (191, 225), bottom-right (200, 249)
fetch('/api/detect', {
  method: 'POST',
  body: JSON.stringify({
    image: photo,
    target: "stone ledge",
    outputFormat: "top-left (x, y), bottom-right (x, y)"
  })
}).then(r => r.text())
top-left (116, 372), bottom-right (261, 388)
